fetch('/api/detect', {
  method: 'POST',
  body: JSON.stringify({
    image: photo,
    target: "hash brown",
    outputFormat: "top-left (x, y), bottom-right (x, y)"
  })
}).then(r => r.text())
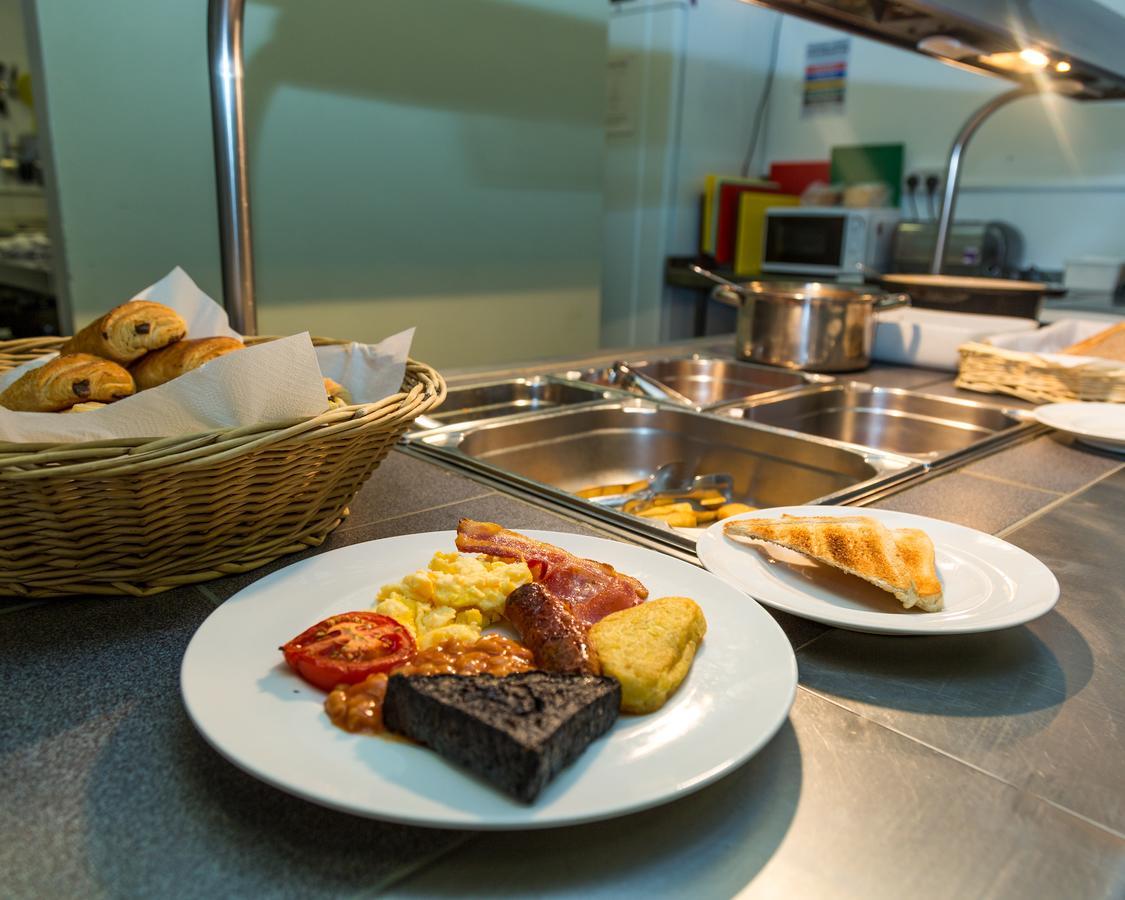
top-left (588, 596), bottom-right (707, 714)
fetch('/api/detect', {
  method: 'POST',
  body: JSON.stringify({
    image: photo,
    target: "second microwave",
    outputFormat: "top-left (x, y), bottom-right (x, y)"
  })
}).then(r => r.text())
top-left (762, 206), bottom-right (900, 278)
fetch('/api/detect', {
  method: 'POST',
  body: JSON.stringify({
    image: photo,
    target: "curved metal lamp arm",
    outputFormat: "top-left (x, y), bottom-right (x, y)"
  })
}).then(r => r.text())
top-left (208, 0), bottom-right (257, 335)
top-left (930, 85), bottom-right (1040, 275)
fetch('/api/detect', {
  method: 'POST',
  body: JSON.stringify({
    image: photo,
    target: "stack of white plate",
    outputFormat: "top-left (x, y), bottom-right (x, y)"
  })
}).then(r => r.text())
top-left (1034, 402), bottom-right (1125, 454)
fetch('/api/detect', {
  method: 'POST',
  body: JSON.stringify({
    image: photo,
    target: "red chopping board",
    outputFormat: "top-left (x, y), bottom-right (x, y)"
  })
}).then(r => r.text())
top-left (768, 160), bottom-right (831, 197)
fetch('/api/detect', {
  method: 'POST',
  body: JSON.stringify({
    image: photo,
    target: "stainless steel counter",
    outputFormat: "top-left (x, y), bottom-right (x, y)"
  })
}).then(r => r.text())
top-left (1, 347), bottom-right (1122, 899)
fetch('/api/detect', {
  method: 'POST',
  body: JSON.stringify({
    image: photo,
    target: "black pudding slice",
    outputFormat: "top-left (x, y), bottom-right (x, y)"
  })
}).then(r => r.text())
top-left (383, 671), bottom-right (621, 803)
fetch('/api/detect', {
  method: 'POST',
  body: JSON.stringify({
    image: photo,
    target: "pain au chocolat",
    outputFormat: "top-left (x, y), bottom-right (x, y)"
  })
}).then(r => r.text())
top-left (0, 353), bottom-right (135, 412)
top-left (61, 300), bottom-right (187, 365)
top-left (129, 336), bottom-right (245, 390)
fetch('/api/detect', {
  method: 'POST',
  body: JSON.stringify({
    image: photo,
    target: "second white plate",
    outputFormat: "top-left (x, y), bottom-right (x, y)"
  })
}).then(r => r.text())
top-left (1034, 402), bottom-right (1125, 454)
top-left (697, 506), bottom-right (1059, 635)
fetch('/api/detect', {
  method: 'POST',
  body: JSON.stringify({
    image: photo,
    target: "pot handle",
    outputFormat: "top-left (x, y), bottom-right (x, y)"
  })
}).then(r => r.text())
top-left (874, 292), bottom-right (911, 312)
top-left (689, 266), bottom-right (746, 307)
top-left (711, 285), bottom-right (742, 308)
top-left (689, 264), bottom-right (742, 291)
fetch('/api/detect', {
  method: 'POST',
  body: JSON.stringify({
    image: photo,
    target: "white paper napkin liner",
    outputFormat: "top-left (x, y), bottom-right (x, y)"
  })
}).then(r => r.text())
top-left (316, 328), bottom-right (414, 406)
top-left (985, 318), bottom-right (1111, 355)
top-left (134, 266), bottom-right (242, 340)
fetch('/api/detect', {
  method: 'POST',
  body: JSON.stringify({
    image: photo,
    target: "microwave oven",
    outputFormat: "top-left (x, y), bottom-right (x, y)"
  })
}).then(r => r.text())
top-left (761, 207), bottom-right (900, 278)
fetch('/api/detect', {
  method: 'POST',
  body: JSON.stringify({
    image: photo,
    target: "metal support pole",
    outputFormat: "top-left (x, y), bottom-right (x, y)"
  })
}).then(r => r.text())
top-left (930, 85), bottom-right (1039, 275)
top-left (207, 0), bottom-right (257, 335)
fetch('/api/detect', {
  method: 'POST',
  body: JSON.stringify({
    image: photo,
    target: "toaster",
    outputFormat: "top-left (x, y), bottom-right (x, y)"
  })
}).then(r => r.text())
top-left (889, 221), bottom-right (1023, 278)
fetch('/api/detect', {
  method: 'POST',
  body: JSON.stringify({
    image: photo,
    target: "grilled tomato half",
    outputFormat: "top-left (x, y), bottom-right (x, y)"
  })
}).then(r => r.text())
top-left (281, 612), bottom-right (415, 691)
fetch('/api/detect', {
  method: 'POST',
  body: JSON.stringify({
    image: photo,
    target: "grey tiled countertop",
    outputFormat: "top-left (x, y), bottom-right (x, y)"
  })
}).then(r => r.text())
top-left (0, 456), bottom-right (618, 899)
top-left (3, 347), bottom-right (1124, 899)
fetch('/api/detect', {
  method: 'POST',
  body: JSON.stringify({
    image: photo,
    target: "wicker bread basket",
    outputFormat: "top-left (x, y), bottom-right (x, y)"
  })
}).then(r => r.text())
top-left (0, 335), bottom-right (445, 598)
top-left (956, 341), bottom-right (1125, 404)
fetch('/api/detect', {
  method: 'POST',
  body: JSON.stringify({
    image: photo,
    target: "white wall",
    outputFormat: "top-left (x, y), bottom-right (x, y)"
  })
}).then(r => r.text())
top-left (603, 0), bottom-right (688, 347)
top-left (662, 0), bottom-right (778, 338)
top-left (602, 0), bottom-right (778, 345)
top-left (28, 0), bottom-right (607, 368)
top-left (761, 12), bottom-right (1125, 271)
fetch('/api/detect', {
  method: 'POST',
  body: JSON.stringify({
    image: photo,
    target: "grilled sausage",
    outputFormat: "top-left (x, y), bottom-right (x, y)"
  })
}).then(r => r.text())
top-left (504, 583), bottom-right (600, 675)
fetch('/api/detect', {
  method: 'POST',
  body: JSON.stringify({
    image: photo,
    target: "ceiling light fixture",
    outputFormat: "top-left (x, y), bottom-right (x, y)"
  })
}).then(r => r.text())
top-left (1018, 48), bottom-right (1050, 68)
top-left (916, 35), bottom-right (981, 60)
top-left (1055, 60), bottom-right (1073, 73)
top-left (978, 50), bottom-right (1053, 73)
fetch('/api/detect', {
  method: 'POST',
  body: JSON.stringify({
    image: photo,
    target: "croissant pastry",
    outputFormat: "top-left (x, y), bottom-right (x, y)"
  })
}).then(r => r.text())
top-left (61, 300), bottom-right (187, 364)
top-left (0, 354), bottom-right (136, 412)
top-left (130, 336), bottom-right (245, 390)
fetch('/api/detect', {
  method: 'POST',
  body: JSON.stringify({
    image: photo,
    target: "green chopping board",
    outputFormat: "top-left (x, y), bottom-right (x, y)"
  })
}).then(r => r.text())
top-left (830, 143), bottom-right (904, 206)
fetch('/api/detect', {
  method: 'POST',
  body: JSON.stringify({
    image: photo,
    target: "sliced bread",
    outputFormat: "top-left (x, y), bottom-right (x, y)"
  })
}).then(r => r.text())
top-left (724, 515), bottom-right (943, 611)
top-left (892, 527), bottom-right (944, 611)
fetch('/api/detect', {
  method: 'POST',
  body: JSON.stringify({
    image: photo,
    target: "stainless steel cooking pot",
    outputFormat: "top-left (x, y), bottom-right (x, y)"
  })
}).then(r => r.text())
top-left (692, 267), bottom-right (909, 372)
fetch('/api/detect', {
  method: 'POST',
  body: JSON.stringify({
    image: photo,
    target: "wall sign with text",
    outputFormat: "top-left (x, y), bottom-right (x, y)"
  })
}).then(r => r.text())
top-left (803, 39), bottom-right (850, 117)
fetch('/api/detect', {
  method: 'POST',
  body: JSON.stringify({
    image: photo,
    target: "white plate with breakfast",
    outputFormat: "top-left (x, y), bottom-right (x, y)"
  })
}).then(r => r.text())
top-left (1033, 402), bottom-right (1125, 455)
top-left (181, 522), bottom-right (797, 829)
top-left (696, 506), bottom-right (1059, 635)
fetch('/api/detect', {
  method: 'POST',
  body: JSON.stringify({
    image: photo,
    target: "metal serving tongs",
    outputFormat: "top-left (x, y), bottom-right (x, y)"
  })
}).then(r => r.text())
top-left (580, 461), bottom-right (683, 509)
top-left (606, 362), bottom-right (695, 407)
top-left (582, 461), bottom-right (733, 512)
top-left (649, 461), bottom-right (734, 506)
top-left (625, 461), bottom-right (737, 528)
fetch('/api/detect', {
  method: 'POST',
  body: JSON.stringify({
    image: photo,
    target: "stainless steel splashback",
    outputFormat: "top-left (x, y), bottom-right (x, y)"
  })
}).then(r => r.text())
top-left (743, 0), bottom-right (1125, 99)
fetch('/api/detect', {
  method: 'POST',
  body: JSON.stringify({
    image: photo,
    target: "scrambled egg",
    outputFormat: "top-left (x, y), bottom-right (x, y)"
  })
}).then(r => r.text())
top-left (374, 552), bottom-right (532, 649)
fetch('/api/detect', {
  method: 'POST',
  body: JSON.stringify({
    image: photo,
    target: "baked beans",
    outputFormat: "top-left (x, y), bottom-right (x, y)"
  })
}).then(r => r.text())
top-left (325, 635), bottom-right (535, 734)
